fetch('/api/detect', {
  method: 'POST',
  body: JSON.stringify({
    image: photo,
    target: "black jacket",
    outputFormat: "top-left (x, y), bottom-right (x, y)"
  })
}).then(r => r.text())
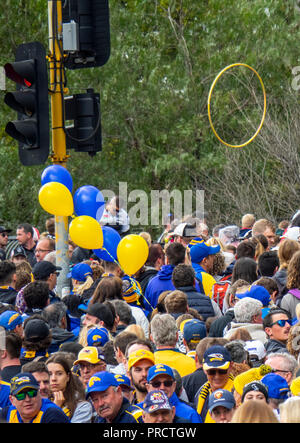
top-left (177, 286), bottom-right (215, 320)
top-left (208, 308), bottom-right (235, 337)
top-left (0, 286), bottom-right (18, 305)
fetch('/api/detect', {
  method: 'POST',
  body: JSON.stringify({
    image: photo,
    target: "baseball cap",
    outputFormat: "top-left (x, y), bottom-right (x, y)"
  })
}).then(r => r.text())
top-left (0, 226), bottom-right (12, 234)
top-left (203, 345), bottom-right (232, 370)
top-left (180, 319), bottom-right (206, 344)
top-left (236, 285), bottom-right (271, 307)
top-left (190, 241), bottom-right (220, 263)
top-left (241, 380), bottom-right (269, 402)
top-left (86, 327), bottom-right (109, 347)
top-left (32, 261), bottom-right (62, 280)
top-left (13, 245), bottom-right (27, 258)
top-left (208, 389), bottom-right (236, 413)
top-left (67, 263), bottom-right (93, 281)
top-left (244, 340), bottom-right (266, 364)
top-left (173, 223), bottom-right (198, 238)
top-left (143, 390), bottom-right (173, 414)
top-left (127, 349), bottom-right (155, 371)
top-left (147, 364), bottom-right (175, 383)
top-left (114, 374), bottom-right (133, 389)
top-left (0, 310), bottom-right (23, 330)
top-left (10, 372), bottom-right (39, 396)
top-left (74, 346), bottom-right (105, 366)
top-left (86, 371), bottom-right (119, 397)
top-left (261, 373), bottom-right (289, 400)
top-left (24, 319), bottom-right (50, 342)
top-left (86, 303), bottom-right (114, 329)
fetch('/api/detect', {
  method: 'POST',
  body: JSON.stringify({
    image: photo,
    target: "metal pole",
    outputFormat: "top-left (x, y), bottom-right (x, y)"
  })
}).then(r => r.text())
top-left (48, 0), bottom-right (70, 297)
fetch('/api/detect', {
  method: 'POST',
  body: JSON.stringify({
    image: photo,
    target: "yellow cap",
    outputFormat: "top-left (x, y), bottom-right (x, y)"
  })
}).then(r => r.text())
top-left (74, 346), bottom-right (104, 365)
top-left (127, 349), bottom-right (155, 371)
top-left (290, 377), bottom-right (300, 396)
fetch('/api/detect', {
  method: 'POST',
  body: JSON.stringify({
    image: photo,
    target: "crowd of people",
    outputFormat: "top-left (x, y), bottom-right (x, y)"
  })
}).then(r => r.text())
top-left (1, 209), bottom-right (300, 423)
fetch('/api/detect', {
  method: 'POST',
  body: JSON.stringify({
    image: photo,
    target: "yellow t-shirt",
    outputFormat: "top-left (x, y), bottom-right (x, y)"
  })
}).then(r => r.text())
top-left (154, 348), bottom-right (196, 377)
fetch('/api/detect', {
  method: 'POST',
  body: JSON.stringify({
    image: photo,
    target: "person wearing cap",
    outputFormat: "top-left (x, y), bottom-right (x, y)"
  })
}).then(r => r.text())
top-left (244, 339), bottom-right (267, 367)
top-left (150, 313), bottom-right (196, 377)
top-left (0, 310), bottom-right (23, 337)
top-left (172, 222), bottom-right (199, 247)
top-left (10, 244), bottom-right (28, 264)
top-left (20, 318), bottom-right (52, 366)
top-left (82, 302), bottom-right (116, 333)
top-left (86, 371), bottom-right (143, 423)
top-left (189, 239), bottom-right (221, 297)
top-left (208, 389), bottom-right (236, 423)
top-left (15, 222), bottom-right (37, 267)
top-left (34, 237), bottom-right (55, 263)
top-left (0, 260), bottom-right (18, 305)
top-left (241, 380), bottom-right (269, 403)
top-left (261, 373), bottom-right (290, 419)
top-left (113, 374), bottom-right (134, 402)
top-left (144, 242), bottom-right (186, 314)
top-left (263, 308), bottom-right (292, 354)
top-left (142, 389), bottom-right (176, 423)
top-left (196, 345), bottom-right (234, 423)
top-left (180, 319), bottom-right (207, 359)
top-left (67, 262), bottom-right (93, 296)
top-left (127, 348), bottom-right (155, 405)
top-left (0, 372), bottom-right (69, 423)
top-left (146, 363), bottom-right (202, 423)
top-left (0, 225), bottom-right (12, 260)
top-left (32, 261), bottom-right (62, 304)
top-left (74, 346), bottom-right (107, 388)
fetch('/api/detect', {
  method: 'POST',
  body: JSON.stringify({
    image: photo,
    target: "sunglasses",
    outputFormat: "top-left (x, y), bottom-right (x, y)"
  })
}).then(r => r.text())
top-left (15, 389), bottom-right (38, 401)
top-left (0, 233), bottom-right (8, 237)
top-left (150, 380), bottom-right (174, 388)
top-left (206, 369), bottom-right (228, 376)
top-left (270, 319), bottom-right (292, 327)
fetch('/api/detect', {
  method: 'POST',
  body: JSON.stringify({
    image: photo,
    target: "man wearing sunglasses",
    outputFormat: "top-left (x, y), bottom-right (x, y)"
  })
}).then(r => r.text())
top-left (196, 345), bottom-right (234, 423)
top-left (0, 225), bottom-right (12, 260)
top-left (263, 309), bottom-right (292, 354)
top-left (0, 372), bottom-right (69, 423)
top-left (146, 364), bottom-right (202, 423)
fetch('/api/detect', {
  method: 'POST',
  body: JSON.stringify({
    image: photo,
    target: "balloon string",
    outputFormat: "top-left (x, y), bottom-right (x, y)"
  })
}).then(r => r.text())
top-left (101, 247), bottom-right (154, 311)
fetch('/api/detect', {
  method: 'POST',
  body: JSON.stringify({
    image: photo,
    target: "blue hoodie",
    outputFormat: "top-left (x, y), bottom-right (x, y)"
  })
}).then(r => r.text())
top-left (144, 265), bottom-right (175, 314)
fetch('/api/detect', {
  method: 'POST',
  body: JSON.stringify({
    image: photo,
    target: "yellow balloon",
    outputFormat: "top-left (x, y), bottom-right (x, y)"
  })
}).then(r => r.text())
top-left (69, 216), bottom-right (103, 250)
top-left (117, 234), bottom-right (149, 276)
top-left (39, 182), bottom-right (74, 216)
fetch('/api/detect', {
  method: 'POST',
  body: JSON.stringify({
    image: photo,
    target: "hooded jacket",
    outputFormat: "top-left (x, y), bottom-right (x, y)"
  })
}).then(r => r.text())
top-left (144, 264), bottom-right (175, 311)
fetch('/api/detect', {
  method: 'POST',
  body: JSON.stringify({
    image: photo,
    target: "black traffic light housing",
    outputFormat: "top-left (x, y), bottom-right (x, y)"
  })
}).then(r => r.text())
top-left (4, 42), bottom-right (49, 166)
top-left (64, 88), bottom-right (102, 156)
top-left (62, 0), bottom-right (110, 69)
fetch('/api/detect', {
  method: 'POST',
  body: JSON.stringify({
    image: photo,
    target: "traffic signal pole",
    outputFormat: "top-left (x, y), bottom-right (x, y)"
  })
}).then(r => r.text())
top-left (48, 0), bottom-right (70, 297)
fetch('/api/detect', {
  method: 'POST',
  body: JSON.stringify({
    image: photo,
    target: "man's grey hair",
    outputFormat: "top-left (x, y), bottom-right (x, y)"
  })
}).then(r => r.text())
top-left (42, 301), bottom-right (67, 328)
top-left (150, 313), bottom-right (178, 347)
top-left (234, 297), bottom-right (263, 323)
top-left (265, 352), bottom-right (298, 375)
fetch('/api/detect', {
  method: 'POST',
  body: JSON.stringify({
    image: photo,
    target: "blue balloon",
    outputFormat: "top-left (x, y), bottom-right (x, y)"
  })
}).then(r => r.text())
top-left (73, 185), bottom-right (105, 220)
top-left (41, 165), bottom-right (73, 192)
top-left (93, 226), bottom-right (121, 262)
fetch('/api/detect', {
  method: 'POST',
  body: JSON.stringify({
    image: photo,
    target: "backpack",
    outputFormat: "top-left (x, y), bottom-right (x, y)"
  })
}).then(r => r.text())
top-left (211, 275), bottom-right (231, 311)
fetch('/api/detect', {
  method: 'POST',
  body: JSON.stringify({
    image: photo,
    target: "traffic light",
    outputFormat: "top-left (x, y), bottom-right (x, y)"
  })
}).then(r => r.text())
top-left (62, 0), bottom-right (110, 69)
top-left (64, 88), bottom-right (102, 156)
top-left (4, 42), bottom-right (49, 166)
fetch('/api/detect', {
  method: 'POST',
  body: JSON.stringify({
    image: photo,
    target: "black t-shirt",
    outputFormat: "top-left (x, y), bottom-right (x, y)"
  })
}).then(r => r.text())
top-left (0, 365), bottom-right (22, 383)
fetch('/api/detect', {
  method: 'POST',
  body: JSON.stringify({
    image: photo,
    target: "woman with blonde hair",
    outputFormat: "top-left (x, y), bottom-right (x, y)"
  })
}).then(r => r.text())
top-left (124, 324), bottom-right (145, 340)
top-left (231, 399), bottom-right (279, 423)
top-left (279, 397), bottom-right (300, 423)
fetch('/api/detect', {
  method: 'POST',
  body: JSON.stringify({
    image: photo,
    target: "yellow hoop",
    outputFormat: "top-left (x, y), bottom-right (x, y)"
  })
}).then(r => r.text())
top-left (207, 63), bottom-right (267, 148)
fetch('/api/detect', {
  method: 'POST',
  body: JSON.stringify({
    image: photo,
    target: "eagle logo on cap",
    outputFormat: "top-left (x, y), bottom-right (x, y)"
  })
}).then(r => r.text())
top-left (8, 313), bottom-right (20, 325)
top-left (88, 376), bottom-right (101, 387)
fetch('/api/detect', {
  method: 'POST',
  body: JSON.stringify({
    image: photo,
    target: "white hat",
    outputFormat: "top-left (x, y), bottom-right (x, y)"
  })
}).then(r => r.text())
top-left (282, 227), bottom-right (300, 242)
top-left (244, 340), bottom-right (266, 361)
